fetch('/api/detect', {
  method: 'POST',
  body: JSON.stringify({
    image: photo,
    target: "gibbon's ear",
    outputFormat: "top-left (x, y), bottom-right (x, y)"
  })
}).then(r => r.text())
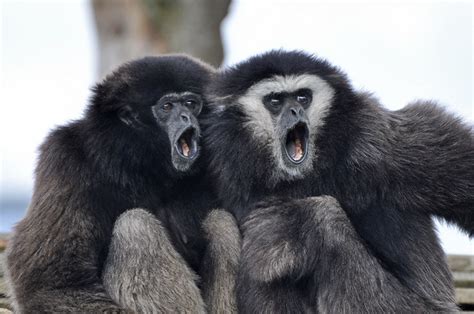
top-left (91, 70), bottom-right (133, 113)
top-left (118, 105), bottom-right (143, 129)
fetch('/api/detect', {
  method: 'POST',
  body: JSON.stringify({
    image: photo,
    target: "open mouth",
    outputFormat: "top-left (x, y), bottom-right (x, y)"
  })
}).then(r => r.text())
top-left (284, 122), bottom-right (309, 164)
top-left (175, 127), bottom-right (198, 159)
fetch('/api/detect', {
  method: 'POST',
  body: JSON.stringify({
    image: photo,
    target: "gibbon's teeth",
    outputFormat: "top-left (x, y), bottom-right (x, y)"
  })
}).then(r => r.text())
top-left (180, 138), bottom-right (190, 157)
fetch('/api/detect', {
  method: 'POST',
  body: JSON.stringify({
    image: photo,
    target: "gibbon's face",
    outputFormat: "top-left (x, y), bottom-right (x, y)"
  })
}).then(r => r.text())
top-left (238, 74), bottom-right (334, 181)
top-left (151, 92), bottom-right (203, 172)
top-left (119, 90), bottom-right (203, 172)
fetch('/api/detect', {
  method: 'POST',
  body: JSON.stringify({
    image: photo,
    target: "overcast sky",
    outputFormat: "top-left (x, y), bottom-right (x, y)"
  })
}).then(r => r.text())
top-left (0, 0), bottom-right (472, 254)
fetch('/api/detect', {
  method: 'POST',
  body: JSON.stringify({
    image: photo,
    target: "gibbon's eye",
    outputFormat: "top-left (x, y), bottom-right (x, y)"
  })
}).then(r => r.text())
top-left (296, 95), bottom-right (309, 105)
top-left (294, 89), bottom-right (313, 107)
top-left (264, 93), bottom-right (282, 107)
top-left (270, 98), bottom-right (280, 106)
top-left (185, 99), bottom-right (196, 107)
top-left (184, 98), bottom-right (203, 115)
top-left (162, 102), bottom-right (173, 112)
top-left (263, 93), bottom-right (285, 112)
top-left (184, 99), bottom-right (198, 111)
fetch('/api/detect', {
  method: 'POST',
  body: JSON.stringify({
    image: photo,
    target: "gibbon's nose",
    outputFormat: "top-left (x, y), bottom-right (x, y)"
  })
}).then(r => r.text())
top-left (180, 113), bottom-right (190, 123)
top-left (288, 104), bottom-right (305, 121)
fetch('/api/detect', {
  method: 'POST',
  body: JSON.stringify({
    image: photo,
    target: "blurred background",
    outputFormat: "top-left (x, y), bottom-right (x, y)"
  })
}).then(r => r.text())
top-left (0, 0), bottom-right (472, 258)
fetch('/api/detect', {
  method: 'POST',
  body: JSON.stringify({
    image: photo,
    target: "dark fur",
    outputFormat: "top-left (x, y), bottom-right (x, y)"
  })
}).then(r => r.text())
top-left (203, 50), bottom-right (473, 312)
top-left (5, 55), bottom-right (238, 312)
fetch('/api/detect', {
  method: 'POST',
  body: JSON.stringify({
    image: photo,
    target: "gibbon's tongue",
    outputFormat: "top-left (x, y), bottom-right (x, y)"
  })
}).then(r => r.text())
top-left (293, 137), bottom-right (304, 161)
top-left (180, 137), bottom-right (190, 157)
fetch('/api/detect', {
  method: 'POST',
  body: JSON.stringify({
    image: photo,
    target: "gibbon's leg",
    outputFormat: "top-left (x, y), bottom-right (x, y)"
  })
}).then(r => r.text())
top-left (103, 208), bottom-right (205, 314)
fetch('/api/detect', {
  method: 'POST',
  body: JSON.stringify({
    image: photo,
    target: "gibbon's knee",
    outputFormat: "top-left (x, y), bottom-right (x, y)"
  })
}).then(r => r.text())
top-left (111, 208), bottom-right (168, 242)
top-left (103, 208), bottom-right (205, 313)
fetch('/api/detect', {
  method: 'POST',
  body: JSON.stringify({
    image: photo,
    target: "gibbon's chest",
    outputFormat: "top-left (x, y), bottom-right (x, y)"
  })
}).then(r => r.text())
top-left (157, 199), bottom-right (209, 273)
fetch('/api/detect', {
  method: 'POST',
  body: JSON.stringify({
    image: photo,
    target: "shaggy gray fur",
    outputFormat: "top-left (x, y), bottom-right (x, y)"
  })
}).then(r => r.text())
top-left (240, 196), bottom-right (445, 313)
top-left (200, 210), bottom-right (241, 313)
top-left (103, 209), bottom-right (241, 313)
top-left (103, 209), bottom-right (205, 313)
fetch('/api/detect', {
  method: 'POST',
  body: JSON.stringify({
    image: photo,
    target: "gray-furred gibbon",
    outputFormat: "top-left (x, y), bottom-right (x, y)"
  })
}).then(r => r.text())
top-left (6, 55), bottom-right (239, 313)
top-left (203, 50), bottom-right (473, 312)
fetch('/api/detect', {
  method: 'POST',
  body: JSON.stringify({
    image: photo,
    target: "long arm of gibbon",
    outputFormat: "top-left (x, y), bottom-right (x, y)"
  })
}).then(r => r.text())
top-left (392, 101), bottom-right (474, 236)
top-left (6, 204), bottom-right (128, 313)
top-left (237, 196), bottom-right (457, 313)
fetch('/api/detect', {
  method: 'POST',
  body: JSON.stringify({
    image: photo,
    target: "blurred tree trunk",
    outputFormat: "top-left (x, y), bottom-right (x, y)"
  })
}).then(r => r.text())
top-left (91, 0), bottom-right (231, 78)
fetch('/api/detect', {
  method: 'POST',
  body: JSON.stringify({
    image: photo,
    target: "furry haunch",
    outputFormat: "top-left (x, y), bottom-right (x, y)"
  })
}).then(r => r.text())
top-left (203, 50), bottom-right (473, 312)
top-left (6, 55), bottom-right (239, 313)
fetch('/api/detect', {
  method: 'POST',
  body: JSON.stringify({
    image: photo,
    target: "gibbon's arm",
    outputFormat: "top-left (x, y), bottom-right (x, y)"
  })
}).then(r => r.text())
top-left (392, 101), bottom-right (474, 236)
top-left (237, 196), bottom-right (457, 313)
top-left (6, 197), bottom-right (126, 313)
top-left (103, 209), bottom-right (206, 313)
